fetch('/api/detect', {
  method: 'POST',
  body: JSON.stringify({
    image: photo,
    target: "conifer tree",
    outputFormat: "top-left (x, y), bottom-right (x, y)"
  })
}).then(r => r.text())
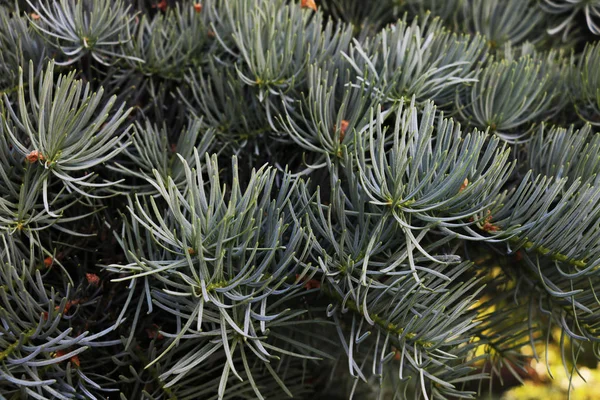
top-left (1, 0), bottom-right (600, 399)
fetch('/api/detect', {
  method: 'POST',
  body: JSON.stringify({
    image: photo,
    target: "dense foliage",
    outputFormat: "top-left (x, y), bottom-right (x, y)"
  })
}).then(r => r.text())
top-left (1, 0), bottom-right (600, 399)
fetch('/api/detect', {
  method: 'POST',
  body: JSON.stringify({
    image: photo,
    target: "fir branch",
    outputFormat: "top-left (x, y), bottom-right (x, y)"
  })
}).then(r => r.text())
top-left (3, 60), bottom-right (133, 217)
top-left (462, 0), bottom-right (546, 48)
top-left (344, 14), bottom-right (486, 106)
top-left (541, 0), bottom-right (600, 37)
top-left (456, 54), bottom-right (561, 142)
top-left (572, 41), bottom-right (600, 125)
top-left (26, 0), bottom-right (139, 66)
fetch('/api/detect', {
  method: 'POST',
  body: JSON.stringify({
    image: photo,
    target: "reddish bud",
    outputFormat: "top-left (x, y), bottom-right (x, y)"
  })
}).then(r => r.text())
top-left (56, 299), bottom-right (80, 315)
top-left (393, 347), bottom-right (401, 361)
top-left (336, 120), bottom-right (350, 143)
top-left (304, 279), bottom-right (321, 290)
top-left (44, 256), bottom-right (53, 268)
top-left (481, 211), bottom-right (500, 233)
top-left (86, 273), bottom-right (100, 286)
top-left (26, 150), bottom-right (44, 163)
top-left (296, 274), bottom-right (320, 290)
top-left (71, 355), bottom-right (80, 367)
top-left (153, 0), bottom-right (168, 11)
top-left (301, 0), bottom-right (317, 11)
top-left (146, 324), bottom-right (164, 340)
top-left (339, 120), bottom-right (349, 133)
top-left (54, 350), bottom-right (80, 367)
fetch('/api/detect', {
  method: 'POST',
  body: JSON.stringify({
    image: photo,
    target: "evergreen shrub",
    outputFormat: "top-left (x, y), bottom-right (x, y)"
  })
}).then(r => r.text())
top-left (1, 0), bottom-right (600, 399)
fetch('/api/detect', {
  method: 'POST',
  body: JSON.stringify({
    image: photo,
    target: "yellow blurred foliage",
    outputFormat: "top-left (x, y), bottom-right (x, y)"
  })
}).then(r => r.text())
top-left (503, 340), bottom-right (600, 400)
